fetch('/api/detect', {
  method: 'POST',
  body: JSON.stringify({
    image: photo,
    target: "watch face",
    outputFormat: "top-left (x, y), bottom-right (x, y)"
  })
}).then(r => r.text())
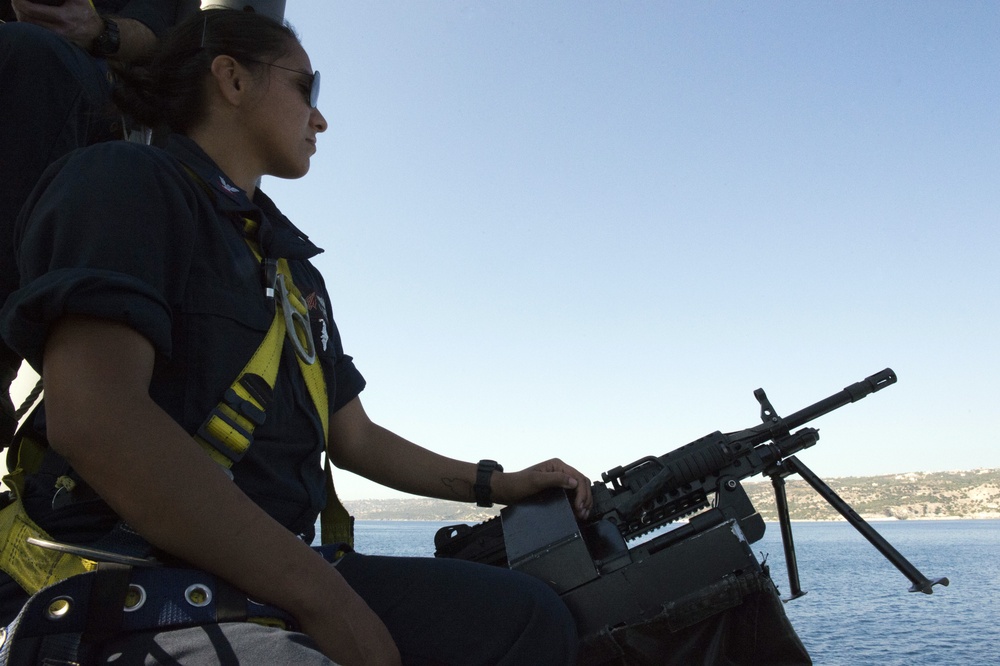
top-left (96, 18), bottom-right (120, 56)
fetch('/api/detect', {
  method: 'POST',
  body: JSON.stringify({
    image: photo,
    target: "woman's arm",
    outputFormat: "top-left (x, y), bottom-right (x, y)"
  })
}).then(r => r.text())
top-left (42, 315), bottom-right (400, 665)
top-left (328, 397), bottom-right (593, 519)
top-left (12, 0), bottom-right (158, 61)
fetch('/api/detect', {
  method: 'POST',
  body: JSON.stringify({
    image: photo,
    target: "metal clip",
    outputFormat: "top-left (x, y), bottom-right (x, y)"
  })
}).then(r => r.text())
top-left (262, 258), bottom-right (278, 302)
top-left (275, 274), bottom-right (316, 365)
top-left (26, 537), bottom-right (161, 568)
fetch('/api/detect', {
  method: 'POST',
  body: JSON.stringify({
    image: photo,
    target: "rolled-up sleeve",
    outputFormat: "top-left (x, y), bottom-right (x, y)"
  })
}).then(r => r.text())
top-left (0, 142), bottom-right (197, 370)
top-left (331, 353), bottom-right (366, 413)
top-left (3, 269), bottom-right (173, 365)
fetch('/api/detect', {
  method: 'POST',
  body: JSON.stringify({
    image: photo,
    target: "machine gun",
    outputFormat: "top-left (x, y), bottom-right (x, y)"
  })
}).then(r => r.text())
top-left (435, 369), bottom-right (948, 664)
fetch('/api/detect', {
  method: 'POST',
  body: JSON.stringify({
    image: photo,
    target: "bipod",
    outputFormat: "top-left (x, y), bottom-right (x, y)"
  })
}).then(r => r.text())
top-left (767, 455), bottom-right (949, 600)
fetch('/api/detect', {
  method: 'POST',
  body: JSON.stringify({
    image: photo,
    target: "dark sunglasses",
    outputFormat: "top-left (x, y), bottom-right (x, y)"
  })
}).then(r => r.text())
top-left (198, 17), bottom-right (320, 108)
top-left (243, 59), bottom-right (321, 108)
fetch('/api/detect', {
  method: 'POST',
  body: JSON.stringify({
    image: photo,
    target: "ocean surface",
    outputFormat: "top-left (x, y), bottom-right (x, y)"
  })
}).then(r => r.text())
top-left (348, 518), bottom-right (1000, 665)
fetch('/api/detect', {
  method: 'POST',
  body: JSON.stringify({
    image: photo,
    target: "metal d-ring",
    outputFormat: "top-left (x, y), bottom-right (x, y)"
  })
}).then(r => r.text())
top-left (275, 273), bottom-right (316, 365)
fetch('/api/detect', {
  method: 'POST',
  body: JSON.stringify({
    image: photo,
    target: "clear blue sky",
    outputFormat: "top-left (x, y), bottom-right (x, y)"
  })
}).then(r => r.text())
top-left (260, 1), bottom-right (1000, 499)
top-left (14, 1), bottom-right (996, 500)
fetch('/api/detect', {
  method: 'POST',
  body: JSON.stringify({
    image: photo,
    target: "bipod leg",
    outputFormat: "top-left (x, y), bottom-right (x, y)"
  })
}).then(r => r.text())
top-left (782, 456), bottom-right (949, 594)
top-left (769, 463), bottom-right (807, 601)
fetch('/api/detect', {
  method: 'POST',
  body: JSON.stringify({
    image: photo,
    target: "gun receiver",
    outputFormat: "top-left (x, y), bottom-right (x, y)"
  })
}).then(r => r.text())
top-left (594, 368), bottom-right (897, 543)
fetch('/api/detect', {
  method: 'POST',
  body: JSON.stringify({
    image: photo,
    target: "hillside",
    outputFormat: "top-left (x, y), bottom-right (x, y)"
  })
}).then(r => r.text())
top-left (343, 468), bottom-right (1000, 522)
top-left (744, 468), bottom-right (1000, 521)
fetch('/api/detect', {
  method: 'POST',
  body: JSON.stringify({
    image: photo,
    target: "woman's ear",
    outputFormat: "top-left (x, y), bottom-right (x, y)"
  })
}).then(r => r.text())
top-left (208, 54), bottom-right (246, 107)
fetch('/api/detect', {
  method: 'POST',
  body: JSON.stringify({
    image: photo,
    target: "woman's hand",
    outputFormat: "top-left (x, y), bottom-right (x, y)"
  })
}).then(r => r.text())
top-left (492, 458), bottom-right (593, 520)
top-left (11, 0), bottom-right (103, 49)
top-left (295, 576), bottom-right (401, 666)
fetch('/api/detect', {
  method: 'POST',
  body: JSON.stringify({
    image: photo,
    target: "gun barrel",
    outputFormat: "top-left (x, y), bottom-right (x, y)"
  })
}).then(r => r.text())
top-left (596, 369), bottom-right (897, 534)
top-left (759, 368), bottom-right (896, 442)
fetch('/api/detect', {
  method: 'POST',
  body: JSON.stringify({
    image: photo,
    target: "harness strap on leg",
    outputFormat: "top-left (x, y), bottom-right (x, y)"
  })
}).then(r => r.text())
top-left (36, 632), bottom-right (83, 666)
top-left (82, 563), bottom-right (131, 645)
top-left (214, 579), bottom-right (248, 624)
top-left (1, 547), bottom-right (352, 659)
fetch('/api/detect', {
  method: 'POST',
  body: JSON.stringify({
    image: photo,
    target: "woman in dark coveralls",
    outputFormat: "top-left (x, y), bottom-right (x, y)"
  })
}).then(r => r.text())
top-left (0, 9), bottom-right (592, 665)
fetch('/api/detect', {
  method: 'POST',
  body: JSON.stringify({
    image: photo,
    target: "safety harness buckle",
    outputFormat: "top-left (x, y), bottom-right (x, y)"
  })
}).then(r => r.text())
top-left (194, 374), bottom-right (271, 466)
top-left (222, 387), bottom-right (266, 426)
top-left (196, 410), bottom-right (251, 465)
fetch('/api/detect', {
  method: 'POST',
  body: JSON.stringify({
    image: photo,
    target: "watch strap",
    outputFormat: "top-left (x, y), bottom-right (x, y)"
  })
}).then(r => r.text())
top-left (474, 459), bottom-right (503, 508)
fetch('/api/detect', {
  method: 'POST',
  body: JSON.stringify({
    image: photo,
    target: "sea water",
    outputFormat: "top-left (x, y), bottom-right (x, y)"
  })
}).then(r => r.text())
top-left (348, 519), bottom-right (1000, 665)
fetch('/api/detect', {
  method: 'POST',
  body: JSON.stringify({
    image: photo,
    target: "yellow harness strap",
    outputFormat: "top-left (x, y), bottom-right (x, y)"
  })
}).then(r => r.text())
top-left (193, 217), bottom-right (353, 546)
top-left (193, 302), bottom-right (284, 468)
top-left (0, 437), bottom-right (98, 595)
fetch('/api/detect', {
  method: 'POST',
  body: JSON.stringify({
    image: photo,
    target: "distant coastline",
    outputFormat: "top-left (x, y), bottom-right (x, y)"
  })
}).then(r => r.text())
top-left (343, 468), bottom-right (1000, 522)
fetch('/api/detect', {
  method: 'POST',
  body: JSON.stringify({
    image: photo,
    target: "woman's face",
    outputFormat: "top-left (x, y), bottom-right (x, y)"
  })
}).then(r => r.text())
top-left (243, 41), bottom-right (327, 180)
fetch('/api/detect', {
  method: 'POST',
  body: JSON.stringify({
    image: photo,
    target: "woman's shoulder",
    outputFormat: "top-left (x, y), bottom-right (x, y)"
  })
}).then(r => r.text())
top-left (67, 140), bottom-right (186, 179)
top-left (42, 140), bottom-right (201, 211)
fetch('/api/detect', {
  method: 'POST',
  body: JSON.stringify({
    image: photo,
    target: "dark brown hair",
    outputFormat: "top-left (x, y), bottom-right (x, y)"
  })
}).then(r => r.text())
top-left (113, 9), bottom-right (299, 133)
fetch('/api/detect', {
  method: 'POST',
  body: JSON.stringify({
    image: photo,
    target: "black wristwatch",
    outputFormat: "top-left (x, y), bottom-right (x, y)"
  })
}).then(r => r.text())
top-left (474, 459), bottom-right (503, 508)
top-left (91, 17), bottom-right (121, 57)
